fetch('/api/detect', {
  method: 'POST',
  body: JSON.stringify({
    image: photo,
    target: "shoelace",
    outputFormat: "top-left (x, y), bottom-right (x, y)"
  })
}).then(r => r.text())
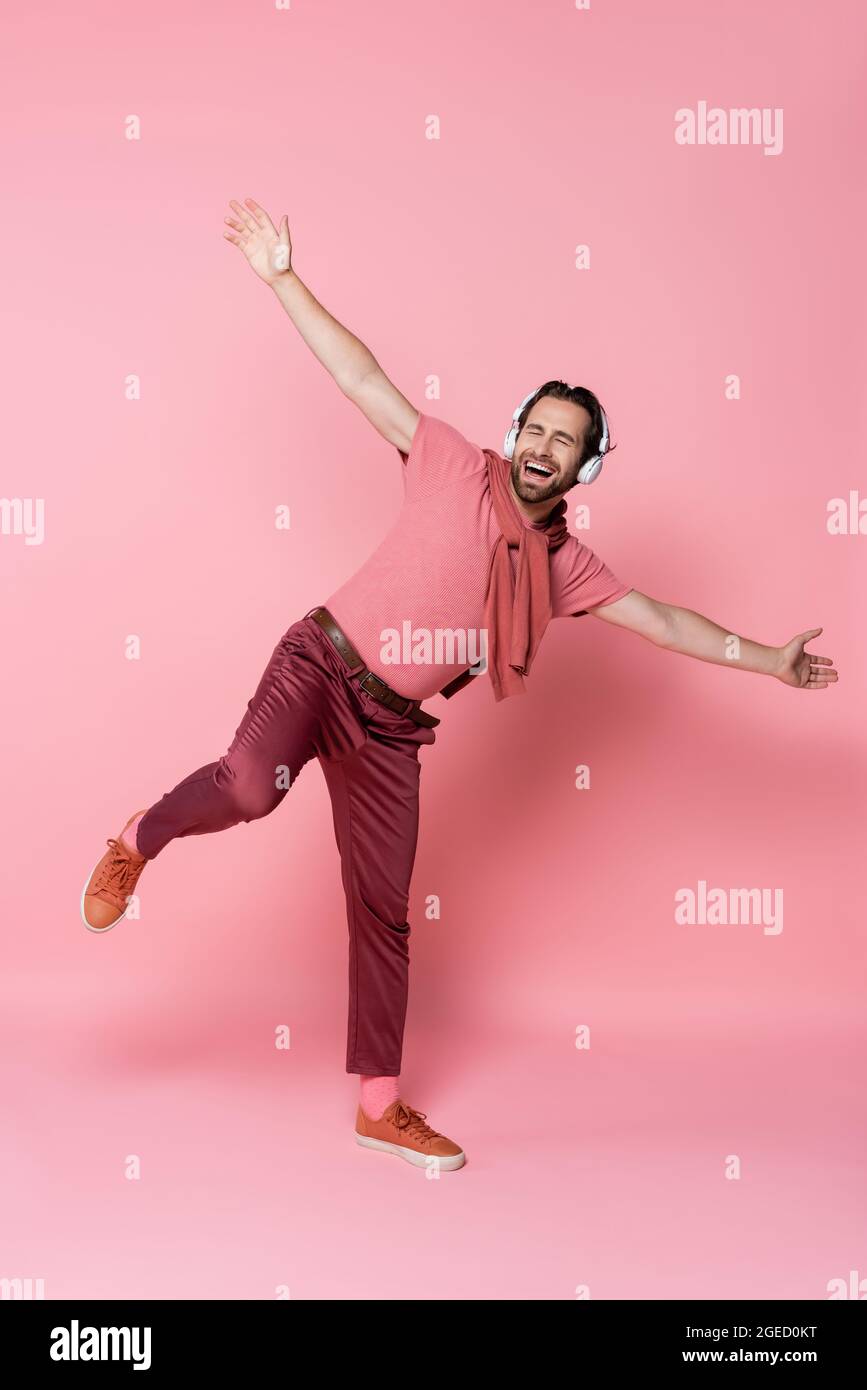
top-left (92, 838), bottom-right (143, 901)
top-left (391, 1102), bottom-right (443, 1145)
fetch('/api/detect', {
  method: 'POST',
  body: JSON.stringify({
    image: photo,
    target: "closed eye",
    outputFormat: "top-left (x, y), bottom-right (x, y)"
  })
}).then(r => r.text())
top-left (526, 426), bottom-right (572, 444)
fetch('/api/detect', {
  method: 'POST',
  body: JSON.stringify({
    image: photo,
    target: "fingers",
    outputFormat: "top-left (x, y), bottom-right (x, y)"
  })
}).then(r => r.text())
top-left (223, 198), bottom-right (278, 256)
top-left (244, 197), bottom-right (276, 234)
top-left (811, 668), bottom-right (838, 681)
top-left (809, 658), bottom-right (838, 680)
top-left (228, 198), bottom-right (258, 234)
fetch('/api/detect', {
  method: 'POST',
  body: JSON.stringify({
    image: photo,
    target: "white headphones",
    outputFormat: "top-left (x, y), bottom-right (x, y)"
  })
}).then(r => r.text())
top-left (503, 388), bottom-right (609, 484)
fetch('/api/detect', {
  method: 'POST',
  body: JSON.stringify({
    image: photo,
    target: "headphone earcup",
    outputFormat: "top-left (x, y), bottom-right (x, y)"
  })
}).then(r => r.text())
top-left (577, 454), bottom-right (604, 485)
top-left (504, 387), bottom-right (538, 461)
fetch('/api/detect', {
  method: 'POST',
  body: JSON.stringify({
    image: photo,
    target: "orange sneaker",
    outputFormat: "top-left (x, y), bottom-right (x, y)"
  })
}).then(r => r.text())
top-left (355, 1098), bottom-right (466, 1171)
top-left (81, 810), bottom-right (150, 933)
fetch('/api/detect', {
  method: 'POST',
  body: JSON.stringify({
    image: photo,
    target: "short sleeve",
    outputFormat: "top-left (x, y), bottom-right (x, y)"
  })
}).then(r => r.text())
top-left (397, 411), bottom-right (487, 500)
top-left (550, 536), bottom-right (633, 617)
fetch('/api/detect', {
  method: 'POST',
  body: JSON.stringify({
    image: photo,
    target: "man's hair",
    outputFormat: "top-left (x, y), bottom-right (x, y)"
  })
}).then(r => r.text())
top-left (515, 380), bottom-right (616, 467)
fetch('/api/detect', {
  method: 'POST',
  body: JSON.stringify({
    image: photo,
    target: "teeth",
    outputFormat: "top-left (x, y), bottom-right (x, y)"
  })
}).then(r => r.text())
top-left (526, 461), bottom-right (553, 475)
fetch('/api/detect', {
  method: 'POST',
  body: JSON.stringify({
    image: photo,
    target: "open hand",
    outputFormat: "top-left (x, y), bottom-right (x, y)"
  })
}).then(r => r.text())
top-left (775, 628), bottom-right (838, 690)
top-left (223, 197), bottom-right (292, 284)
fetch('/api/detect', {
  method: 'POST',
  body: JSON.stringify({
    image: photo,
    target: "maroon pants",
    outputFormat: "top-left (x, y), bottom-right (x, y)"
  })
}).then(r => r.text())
top-left (136, 609), bottom-right (437, 1075)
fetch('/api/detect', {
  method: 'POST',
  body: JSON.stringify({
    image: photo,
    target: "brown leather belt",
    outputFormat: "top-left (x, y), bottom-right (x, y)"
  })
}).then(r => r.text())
top-left (308, 606), bottom-right (441, 729)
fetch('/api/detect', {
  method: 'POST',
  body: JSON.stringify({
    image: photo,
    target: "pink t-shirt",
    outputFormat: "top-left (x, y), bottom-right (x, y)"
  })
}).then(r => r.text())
top-left (323, 412), bottom-right (632, 701)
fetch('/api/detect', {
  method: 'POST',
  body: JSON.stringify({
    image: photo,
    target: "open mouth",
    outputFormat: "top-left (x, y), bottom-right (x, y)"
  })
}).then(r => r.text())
top-left (523, 458), bottom-right (556, 480)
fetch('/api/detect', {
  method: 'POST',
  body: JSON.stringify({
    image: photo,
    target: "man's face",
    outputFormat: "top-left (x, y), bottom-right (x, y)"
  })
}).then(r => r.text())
top-left (510, 399), bottom-right (593, 505)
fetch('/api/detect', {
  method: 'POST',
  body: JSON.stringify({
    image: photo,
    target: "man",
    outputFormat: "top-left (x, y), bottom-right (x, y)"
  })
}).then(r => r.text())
top-left (81, 198), bottom-right (838, 1173)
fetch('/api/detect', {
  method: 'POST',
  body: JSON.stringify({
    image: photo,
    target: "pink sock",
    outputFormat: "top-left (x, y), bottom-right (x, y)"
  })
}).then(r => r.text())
top-left (122, 813), bottom-right (146, 855)
top-left (360, 1075), bottom-right (400, 1120)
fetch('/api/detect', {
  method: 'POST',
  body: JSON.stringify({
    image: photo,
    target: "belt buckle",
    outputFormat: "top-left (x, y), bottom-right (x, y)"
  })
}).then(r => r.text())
top-left (359, 670), bottom-right (385, 701)
top-left (360, 671), bottom-right (412, 717)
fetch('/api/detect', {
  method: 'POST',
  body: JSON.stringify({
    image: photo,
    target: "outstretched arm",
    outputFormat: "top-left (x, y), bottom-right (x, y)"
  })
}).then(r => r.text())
top-left (223, 196), bottom-right (418, 453)
top-left (587, 590), bottom-right (839, 690)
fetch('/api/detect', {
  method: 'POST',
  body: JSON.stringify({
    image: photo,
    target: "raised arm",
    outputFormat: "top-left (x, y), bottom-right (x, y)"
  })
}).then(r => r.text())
top-left (223, 196), bottom-right (418, 453)
top-left (587, 590), bottom-right (839, 691)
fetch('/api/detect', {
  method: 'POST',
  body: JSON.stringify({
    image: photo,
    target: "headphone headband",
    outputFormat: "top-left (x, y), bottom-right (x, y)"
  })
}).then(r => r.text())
top-left (503, 388), bottom-right (609, 485)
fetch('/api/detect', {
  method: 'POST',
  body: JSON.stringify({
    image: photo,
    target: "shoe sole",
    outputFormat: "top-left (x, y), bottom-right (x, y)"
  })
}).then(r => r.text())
top-left (354, 1133), bottom-right (466, 1170)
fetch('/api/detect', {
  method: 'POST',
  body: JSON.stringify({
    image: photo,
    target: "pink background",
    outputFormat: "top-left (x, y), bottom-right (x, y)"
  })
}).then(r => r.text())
top-left (2, 0), bottom-right (865, 1300)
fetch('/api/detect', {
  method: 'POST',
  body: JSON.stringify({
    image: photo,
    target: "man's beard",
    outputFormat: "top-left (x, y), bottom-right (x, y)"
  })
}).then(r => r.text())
top-left (510, 455), bottom-right (575, 504)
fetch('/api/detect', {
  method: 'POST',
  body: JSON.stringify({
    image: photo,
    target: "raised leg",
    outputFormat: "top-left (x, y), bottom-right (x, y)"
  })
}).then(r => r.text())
top-left (137, 623), bottom-right (327, 860)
